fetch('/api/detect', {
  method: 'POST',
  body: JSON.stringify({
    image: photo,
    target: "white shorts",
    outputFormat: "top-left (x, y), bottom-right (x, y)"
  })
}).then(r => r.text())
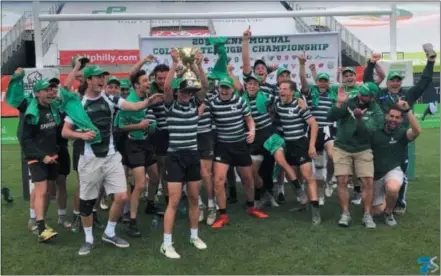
top-left (372, 167), bottom-right (404, 207)
top-left (312, 151), bottom-right (327, 181)
top-left (78, 152), bottom-right (127, 200)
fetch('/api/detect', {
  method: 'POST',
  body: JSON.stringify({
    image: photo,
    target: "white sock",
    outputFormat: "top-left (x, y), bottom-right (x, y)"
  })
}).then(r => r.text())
top-left (57, 209), bottom-right (67, 216)
top-left (123, 202), bottom-right (130, 214)
top-left (190, 228), bottom-right (198, 239)
top-left (73, 210), bottom-right (80, 215)
top-left (30, 208), bottom-right (36, 219)
top-left (278, 183), bottom-right (285, 194)
top-left (84, 226), bottom-right (94, 244)
top-left (163, 233), bottom-right (172, 247)
top-left (183, 185), bottom-right (188, 196)
top-left (104, 221), bottom-right (117, 237)
top-left (208, 199), bottom-right (215, 208)
top-left (198, 196), bottom-right (204, 206)
top-left (92, 208), bottom-right (97, 212)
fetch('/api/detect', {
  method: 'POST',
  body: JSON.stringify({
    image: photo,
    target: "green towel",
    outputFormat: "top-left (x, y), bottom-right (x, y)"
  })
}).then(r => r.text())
top-left (57, 87), bottom-right (102, 144)
top-left (115, 88), bottom-right (146, 140)
top-left (241, 90), bottom-right (269, 113)
top-left (25, 97), bottom-right (61, 125)
top-left (263, 134), bottom-right (286, 180)
top-left (207, 37), bottom-right (228, 80)
top-left (308, 85), bottom-right (337, 107)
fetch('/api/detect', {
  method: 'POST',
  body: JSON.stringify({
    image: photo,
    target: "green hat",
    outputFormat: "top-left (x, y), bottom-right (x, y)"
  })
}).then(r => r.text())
top-left (33, 78), bottom-right (51, 93)
top-left (316, 73), bottom-right (330, 80)
top-left (387, 71), bottom-right (403, 81)
top-left (119, 78), bottom-right (131, 89)
top-left (244, 73), bottom-right (260, 83)
top-left (83, 65), bottom-right (109, 79)
top-left (276, 67), bottom-right (291, 77)
top-left (342, 67), bottom-right (356, 74)
top-left (359, 82), bottom-right (378, 96)
top-left (219, 76), bottom-right (233, 88)
top-left (107, 76), bottom-right (120, 85)
top-left (71, 55), bottom-right (90, 70)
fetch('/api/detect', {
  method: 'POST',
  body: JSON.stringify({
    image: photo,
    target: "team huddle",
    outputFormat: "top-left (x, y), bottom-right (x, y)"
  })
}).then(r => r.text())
top-left (7, 28), bottom-right (436, 259)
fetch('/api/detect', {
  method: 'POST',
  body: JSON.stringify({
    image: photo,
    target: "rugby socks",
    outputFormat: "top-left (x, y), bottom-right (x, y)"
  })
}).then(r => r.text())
top-left (58, 209), bottom-right (67, 219)
top-left (291, 179), bottom-right (302, 190)
top-left (198, 196), bottom-right (204, 207)
top-left (219, 208), bottom-right (227, 215)
top-left (84, 226), bottom-right (94, 244)
top-left (277, 183), bottom-right (285, 195)
top-left (104, 221), bottom-right (117, 237)
top-left (36, 220), bottom-right (46, 235)
top-left (30, 208), bottom-right (36, 219)
top-left (73, 210), bottom-right (80, 215)
top-left (123, 202), bottom-right (130, 214)
top-left (246, 201), bottom-right (254, 208)
top-left (163, 233), bottom-right (172, 247)
top-left (190, 228), bottom-right (198, 239)
top-left (311, 200), bottom-right (319, 208)
top-left (207, 199), bottom-right (215, 208)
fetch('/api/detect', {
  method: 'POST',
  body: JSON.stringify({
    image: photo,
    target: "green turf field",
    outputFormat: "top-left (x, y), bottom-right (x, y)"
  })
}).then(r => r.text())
top-left (1, 129), bottom-right (439, 275)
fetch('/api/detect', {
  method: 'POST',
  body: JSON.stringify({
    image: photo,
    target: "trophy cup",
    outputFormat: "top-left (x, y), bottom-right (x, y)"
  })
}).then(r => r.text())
top-left (177, 47), bottom-right (201, 90)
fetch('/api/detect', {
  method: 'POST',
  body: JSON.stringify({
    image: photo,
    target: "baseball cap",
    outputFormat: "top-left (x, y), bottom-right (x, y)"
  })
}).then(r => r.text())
top-left (119, 78), bottom-right (131, 89)
top-left (244, 73), bottom-right (260, 83)
top-left (178, 78), bottom-right (201, 93)
top-left (342, 67), bottom-right (356, 74)
top-left (107, 76), bottom-right (121, 85)
top-left (387, 71), bottom-right (404, 81)
top-left (33, 79), bottom-right (50, 93)
top-left (316, 73), bottom-right (330, 81)
top-left (359, 82), bottom-right (378, 96)
top-left (219, 77), bottom-right (233, 88)
top-left (277, 67), bottom-right (291, 77)
top-left (83, 65), bottom-right (109, 79)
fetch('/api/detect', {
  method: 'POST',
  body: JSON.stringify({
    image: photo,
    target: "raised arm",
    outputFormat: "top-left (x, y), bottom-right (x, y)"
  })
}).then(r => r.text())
top-left (407, 56), bottom-right (436, 106)
top-left (228, 65), bottom-right (242, 91)
top-left (363, 52), bottom-right (381, 83)
top-left (298, 55), bottom-right (309, 93)
top-left (374, 62), bottom-right (386, 85)
top-left (241, 26), bottom-right (252, 75)
top-left (128, 55), bottom-right (156, 77)
top-left (164, 49), bottom-right (179, 104)
top-left (192, 51), bottom-right (208, 102)
top-left (309, 63), bottom-right (317, 82)
top-left (406, 110), bottom-right (421, 141)
top-left (64, 57), bottom-right (83, 89)
top-left (5, 68), bottom-right (26, 108)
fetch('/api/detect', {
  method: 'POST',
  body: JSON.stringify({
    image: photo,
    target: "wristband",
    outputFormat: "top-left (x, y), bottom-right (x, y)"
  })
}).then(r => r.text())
top-left (402, 109), bottom-right (410, 113)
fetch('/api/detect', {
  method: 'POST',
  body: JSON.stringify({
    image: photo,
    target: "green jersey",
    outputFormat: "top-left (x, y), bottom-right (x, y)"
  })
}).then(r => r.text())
top-left (370, 127), bottom-right (410, 180)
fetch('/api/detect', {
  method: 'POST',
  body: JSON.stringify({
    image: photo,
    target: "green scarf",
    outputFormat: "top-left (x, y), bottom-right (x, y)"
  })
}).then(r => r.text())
top-left (25, 97), bottom-right (61, 125)
top-left (207, 37), bottom-right (228, 80)
top-left (115, 88), bottom-right (153, 140)
top-left (309, 85), bottom-right (337, 107)
top-left (241, 90), bottom-right (269, 113)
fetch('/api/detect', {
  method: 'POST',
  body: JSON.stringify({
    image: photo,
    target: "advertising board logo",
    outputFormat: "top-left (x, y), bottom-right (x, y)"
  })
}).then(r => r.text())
top-left (92, 6), bottom-right (126, 14)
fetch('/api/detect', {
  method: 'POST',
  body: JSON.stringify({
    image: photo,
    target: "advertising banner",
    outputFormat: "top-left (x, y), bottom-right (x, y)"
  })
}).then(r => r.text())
top-left (139, 33), bottom-right (341, 85)
top-left (1, 117), bottom-right (19, 145)
top-left (59, 50), bottom-right (140, 66)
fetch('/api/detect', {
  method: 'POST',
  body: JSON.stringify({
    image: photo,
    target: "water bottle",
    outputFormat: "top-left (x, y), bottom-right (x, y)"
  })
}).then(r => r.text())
top-left (151, 214), bottom-right (159, 229)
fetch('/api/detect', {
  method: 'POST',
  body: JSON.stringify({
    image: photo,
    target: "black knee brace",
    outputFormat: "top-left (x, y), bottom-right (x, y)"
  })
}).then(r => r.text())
top-left (79, 198), bottom-right (97, 216)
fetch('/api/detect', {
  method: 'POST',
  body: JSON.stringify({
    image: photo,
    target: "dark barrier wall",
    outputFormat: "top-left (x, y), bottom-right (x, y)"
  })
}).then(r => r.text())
top-left (1, 41), bottom-right (36, 75)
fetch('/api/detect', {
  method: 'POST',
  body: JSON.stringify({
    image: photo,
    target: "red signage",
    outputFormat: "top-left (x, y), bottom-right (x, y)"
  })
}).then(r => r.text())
top-left (1, 76), bottom-right (19, 117)
top-left (151, 29), bottom-right (210, 36)
top-left (59, 50), bottom-right (140, 66)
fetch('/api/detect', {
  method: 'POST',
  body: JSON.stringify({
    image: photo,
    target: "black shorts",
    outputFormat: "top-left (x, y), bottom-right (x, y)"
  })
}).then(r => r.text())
top-left (214, 141), bottom-right (252, 167)
top-left (152, 129), bottom-right (169, 156)
top-left (125, 139), bottom-right (157, 169)
top-left (310, 126), bottom-right (334, 152)
top-left (250, 127), bottom-right (273, 156)
top-left (114, 131), bottom-right (129, 166)
top-left (58, 146), bottom-right (71, 176)
top-left (165, 150), bottom-right (201, 182)
top-left (285, 137), bottom-right (312, 167)
top-left (197, 132), bottom-right (214, 160)
top-left (28, 161), bottom-right (59, 182)
top-left (72, 140), bottom-right (83, 172)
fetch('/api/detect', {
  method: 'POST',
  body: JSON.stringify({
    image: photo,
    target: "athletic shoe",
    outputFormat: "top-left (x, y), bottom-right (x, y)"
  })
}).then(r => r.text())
top-left (160, 243), bottom-right (181, 259)
top-left (28, 218), bottom-right (38, 235)
top-left (57, 215), bottom-right (72, 229)
top-left (255, 192), bottom-right (270, 210)
top-left (78, 242), bottom-right (93, 256)
top-left (93, 212), bottom-right (105, 229)
top-left (206, 207), bottom-right (216, 226)
top-left (268, 193), bottom-right (280, 207)
top-left (45, 224), bottom-right (54, 232)
top-left (296, 188), bottom-right (309, 205)
top-left (247, 207), bottom-right (269, 219)
top-left (325, 182), bottom-right (333, 197)
top-left (71, 214), bottom-right (81, 233)
top-left (126, 223), bottom-right (141, 237)
top-left (198, 205), bottom-right (205, 222)
top-left (384, 212), bottom-right (397, 227)
top-left (311, 206), bottom-right (321, 225)
top-left (393, 205), bottom-right (406, 216)
top-left (211, 214), bottom-right (229, 229)
top-left (350, 191), bottom-right (362, 205)
top-left (338, 212), bottom-right (351, 227)
top-left (277, 192), bottom-right (286, 204)
top-left (100, 197), bottom-right (109, 210)
top-left (102, 234), bottom-right (130, 248)
top-left (38, 228), bottom-right (58, 242)
top-left (190, 237), bottom-right (207, 250)
top-left (362, 213), bottom-right (376, 229)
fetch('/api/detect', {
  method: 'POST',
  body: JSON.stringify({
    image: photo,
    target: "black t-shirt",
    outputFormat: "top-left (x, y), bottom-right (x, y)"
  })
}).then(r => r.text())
top-left (57, 112), bottom-right (68, 148)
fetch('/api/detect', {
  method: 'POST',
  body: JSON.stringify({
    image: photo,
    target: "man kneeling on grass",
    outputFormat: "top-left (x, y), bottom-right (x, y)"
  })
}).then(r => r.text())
top-left (365, 101), bottom-right (421, 226)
